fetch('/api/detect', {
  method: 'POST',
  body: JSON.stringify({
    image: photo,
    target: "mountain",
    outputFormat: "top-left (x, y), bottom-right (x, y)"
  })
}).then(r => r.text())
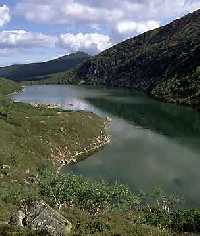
top-left (76, 10), bottom-right (200, 107)
top-left (0, 52), bottom-right (90, 81)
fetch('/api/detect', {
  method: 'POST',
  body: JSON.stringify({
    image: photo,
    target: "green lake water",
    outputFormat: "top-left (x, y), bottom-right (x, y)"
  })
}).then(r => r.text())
top-left (13, 85), bottom-right (200, 207)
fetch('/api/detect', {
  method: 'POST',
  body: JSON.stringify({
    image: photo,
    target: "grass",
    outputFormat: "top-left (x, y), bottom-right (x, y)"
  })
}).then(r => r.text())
top-left (0, 100), bottom-right (106, 179)
top-left (0, 77), bottom-right (21, 95)
top-left (62, 207), bottom-right (171, 236)
top-left (0, 77), bottom-right (107, 176)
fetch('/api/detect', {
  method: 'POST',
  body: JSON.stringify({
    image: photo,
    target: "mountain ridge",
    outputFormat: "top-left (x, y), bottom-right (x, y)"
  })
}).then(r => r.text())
top-left (0, 51), bottom-right (90, 81)
top-left (75, 9), bottom-right (200, 107)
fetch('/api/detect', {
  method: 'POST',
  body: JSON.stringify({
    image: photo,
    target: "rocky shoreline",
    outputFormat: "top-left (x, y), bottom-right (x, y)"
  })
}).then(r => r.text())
top-left (54, 116), bottom-right (112, 173)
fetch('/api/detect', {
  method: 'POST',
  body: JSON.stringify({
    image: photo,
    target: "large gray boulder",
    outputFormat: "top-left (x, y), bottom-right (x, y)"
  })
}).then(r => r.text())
top-left (10, 200), bottom-right (72, 236)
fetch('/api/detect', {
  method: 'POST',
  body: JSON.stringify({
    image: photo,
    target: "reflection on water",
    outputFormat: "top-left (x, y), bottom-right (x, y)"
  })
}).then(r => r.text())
top-left (86, 96), bottom-right (200, 150)
top-left (13, 85), bottom-right (200, 207)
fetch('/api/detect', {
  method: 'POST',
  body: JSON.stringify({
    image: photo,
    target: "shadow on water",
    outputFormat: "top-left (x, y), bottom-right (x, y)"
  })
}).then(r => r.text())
top-left (85, 95), bottom-right (200, 150)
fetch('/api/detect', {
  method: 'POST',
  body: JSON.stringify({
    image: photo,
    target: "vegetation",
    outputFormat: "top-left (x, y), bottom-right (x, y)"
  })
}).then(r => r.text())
top-left (23, 70), bottom-right (76, 85)
top-left (0, 78), bottom-right (108, 231)
top-left (152, 66), bottom-right (200, 107)
top-left (39, 166), bottom-right (140, 214)
top-left (2, 164), bottom-right (200, 235)
top-left (39, 167), bottom-right (171, 235)
top-left (0, 77), bottom-right (21, 95)
top-left (0, 52), bottom-right (90, 81)
top-left (38, 168), bottom-right (200, 235)
top-left (75, 9), bottom-right (200, 108)
top-left (0, 166), bottom-right (172, 236)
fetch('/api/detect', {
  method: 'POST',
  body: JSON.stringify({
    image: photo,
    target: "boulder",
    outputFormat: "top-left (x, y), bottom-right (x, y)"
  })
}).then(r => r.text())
top-left (10, 200), bottom-right (72, 236)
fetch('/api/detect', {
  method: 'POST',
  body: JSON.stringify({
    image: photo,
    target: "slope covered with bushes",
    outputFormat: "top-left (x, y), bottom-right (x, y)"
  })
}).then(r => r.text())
top-left (76, 9), bottom-right (200, 107)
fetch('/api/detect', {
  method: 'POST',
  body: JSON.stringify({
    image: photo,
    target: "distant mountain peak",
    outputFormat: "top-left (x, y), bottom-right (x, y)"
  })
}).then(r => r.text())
top-left (57, 51), bottom-right (90, 61)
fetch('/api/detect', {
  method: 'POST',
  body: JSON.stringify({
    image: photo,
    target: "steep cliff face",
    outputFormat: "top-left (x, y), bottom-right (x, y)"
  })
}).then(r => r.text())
top-left (76, 10), bottom-right (200, 106)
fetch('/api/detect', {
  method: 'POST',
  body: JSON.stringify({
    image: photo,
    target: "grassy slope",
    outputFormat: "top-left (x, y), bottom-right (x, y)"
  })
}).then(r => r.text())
top-left (0, 102), bottom-right (106, 179)
top-left (0, 77), bottom-right (21, 95)
top-left (0, 78), bottom-right (106, 224)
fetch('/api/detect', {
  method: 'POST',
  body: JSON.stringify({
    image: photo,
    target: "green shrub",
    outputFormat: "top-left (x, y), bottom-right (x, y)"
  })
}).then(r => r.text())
top-left (170, 209), bottom-right (200, 232)
top-left (143, 208), bottom-right (200, 233)
top-left (0, 225), bottom-right (50, 236)
top-left (38, 167), bottom-right (140, 214)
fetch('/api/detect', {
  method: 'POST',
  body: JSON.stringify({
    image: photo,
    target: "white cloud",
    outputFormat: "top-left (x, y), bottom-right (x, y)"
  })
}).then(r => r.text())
top-left (0, 30), bottom-right (56, 49)
top-left (16, 0), bottom-right (123, 25)
top-left (117, 20), bottom-right (160, 36)
top-left (58, 33), bottom-right (112, 54)
top-left (16, 0), bottom-right (200, 24)
top-left (0, 30), bottom-right (112, 55)
top-left (15, 0), bottom-right (200, 44)
top-left (0, 5), bottom-right (11, 27)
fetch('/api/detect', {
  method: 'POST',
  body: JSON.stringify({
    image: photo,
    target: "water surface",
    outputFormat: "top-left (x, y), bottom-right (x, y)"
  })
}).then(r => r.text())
top-left (13, 85), bottom-right (200, 207)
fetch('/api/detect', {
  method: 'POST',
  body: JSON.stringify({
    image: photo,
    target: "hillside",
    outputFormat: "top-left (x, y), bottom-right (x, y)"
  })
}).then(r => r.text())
top-left (0, 52), bottom-right (90, 81)
top-left (0, 77), bottom-right (21, 95)
top-left (23, 70), bottom-right (76, 85)
top-left (76, 9), bottom-right (200, 107)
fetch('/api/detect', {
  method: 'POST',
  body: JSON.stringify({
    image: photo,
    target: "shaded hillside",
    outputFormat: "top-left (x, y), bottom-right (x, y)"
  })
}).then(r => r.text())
top-left (0, 52), bottom-right (90, 81)
top-left (23, 70), bottom-right (76, 85)
top-left (76, 10), bottom-right (200, 107)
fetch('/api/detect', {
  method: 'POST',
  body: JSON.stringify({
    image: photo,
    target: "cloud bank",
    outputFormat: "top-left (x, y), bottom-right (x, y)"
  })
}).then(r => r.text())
top-left (58, 33), bottom-right (112, 54)
top-left (0, 30), bottom-right (111, 55)
top-left (0, 30), bottom-right (56, 49)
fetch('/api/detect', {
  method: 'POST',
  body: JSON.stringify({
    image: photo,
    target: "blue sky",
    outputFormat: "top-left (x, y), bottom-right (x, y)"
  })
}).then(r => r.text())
top-left (0, 0), bottom-right (199, 66)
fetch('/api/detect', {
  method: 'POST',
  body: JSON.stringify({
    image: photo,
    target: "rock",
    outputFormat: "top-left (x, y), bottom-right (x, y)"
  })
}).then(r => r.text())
top-left (10, 200), bottom-right (72, 236)
top-left (10, 210), bottom-right (25, 227)
top-left (0, 164), bottom-right (10, 176)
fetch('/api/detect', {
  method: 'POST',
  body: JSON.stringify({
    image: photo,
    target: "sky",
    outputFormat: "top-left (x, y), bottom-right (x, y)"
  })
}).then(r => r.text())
top-left (0, 0), bottom-right (199, 66)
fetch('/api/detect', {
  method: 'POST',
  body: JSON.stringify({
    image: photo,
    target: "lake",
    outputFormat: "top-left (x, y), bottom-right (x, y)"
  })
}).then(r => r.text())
top-left (13, 85), bottom-right (200, 207)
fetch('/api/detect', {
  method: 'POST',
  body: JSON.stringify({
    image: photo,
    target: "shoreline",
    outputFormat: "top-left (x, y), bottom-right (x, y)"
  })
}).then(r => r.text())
top-left (25, 102), bottom-right (112, 172)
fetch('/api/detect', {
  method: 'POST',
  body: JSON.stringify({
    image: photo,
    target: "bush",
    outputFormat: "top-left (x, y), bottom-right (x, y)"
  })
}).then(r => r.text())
top-left (0, 225), bottom-right (50, 236)
top-left (38, 167), bottom-right (140, 214)
top-left (170, 209), bottom-right (200, 232)
top-left (143, 208), bottom-right (200, 233)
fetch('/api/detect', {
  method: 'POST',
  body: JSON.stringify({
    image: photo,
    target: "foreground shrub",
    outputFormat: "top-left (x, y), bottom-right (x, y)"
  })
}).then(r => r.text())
top-left (38, 167), bottom-right (140, 214)
top-left (143, 208), bottom-right (200, 233)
